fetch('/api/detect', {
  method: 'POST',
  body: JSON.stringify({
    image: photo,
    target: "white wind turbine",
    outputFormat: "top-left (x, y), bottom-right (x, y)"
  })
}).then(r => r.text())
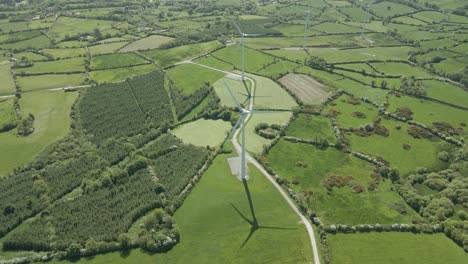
top-left (232, 20), bottom-right (262, 97)
top-left (223, 80), bottom-right (283, 181)
top-left (303, 10), bottom-right (311, 51)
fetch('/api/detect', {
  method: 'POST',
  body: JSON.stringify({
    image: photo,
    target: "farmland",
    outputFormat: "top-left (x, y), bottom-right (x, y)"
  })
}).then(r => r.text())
top-left (0, 0), bottom-right (467, 263)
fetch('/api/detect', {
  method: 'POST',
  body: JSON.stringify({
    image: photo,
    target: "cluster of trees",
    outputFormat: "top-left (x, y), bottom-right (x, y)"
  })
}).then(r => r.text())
top-left (305, 56), bottom-right (328, 71)
top-left (3, 133), bottom-right (209, 253)
top-left (400, 76), bottom-right (427, 96)
top-left (77, 70), bottom-right (173, 144)
top-left (396, 146), bottom-right (468, 251)
top-left (171, 85), bottom-right (210, 120)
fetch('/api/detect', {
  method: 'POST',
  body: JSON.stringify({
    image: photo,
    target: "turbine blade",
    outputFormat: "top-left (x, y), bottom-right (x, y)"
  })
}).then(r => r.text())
top-left (232, 20), bottom-right (243, 35)
top-left (223, 79), bottom-right (243, 112)
top-left (226, 115), bottom-right (243, 140)
top-left (249, 110), bottom-right (290, 114)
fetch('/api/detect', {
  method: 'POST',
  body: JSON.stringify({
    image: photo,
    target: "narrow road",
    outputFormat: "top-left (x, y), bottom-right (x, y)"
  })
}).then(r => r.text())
top-left (187, 60), bottom-right (321, 264)
top-left (0, 85), bottom-right (90, 99)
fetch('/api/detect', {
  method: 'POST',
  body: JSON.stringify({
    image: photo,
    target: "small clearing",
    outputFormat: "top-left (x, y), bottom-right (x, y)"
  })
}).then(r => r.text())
top-left (279, 73), bottom-right (331, 105)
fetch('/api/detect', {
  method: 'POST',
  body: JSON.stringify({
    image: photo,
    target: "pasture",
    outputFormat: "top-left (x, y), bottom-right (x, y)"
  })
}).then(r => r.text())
top-left (89, 42), bottom-right (130, 55)
top-left (142, 40), bottom-right (223, 67)
top-left (286, 114), bottom-right (335, 142)
top-left (173, 119), bottom-right (231, 147)
top-left (267, 140), bottom-right (419, 224)
top-left (328, 233), bottom-right (468, 264)
top-left (90, 53), bottom-right (148, 70)
top-left (89, 64), bottom-right (156, 83)
top-left (213, 77), bottom-right (250, 108)
top-left (167, 63), bottom-right (224, 95)
top-left (0, 64), bottom-right (15, 94)
top-left (14, 57), bottom-right (85, 74)
top-left (279, 73), bottom-right (331, 105)
top-left (0, 91), bottom-right (77, 176)
top-left (119, 35), bottom-right (175, 52)
top-left (17, 74), bottom-right (86, 92)
top-left (53, 150), bottom-right (313, 264)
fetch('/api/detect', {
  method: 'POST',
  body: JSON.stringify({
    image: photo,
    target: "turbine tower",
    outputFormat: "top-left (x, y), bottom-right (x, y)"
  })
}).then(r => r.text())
top-left (231, 20), bottom-right (262, 98)
top-left (223, 80), bottom-right (280, 181)
top-left (303, 10), bottom-right (311, 51)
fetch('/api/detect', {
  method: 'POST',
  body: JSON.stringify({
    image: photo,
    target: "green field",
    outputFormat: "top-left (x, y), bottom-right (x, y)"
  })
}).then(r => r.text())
top-left (387, 95), bottom-right (468, 129)
top-left (119, 35), bottom-right (175, 52)
top-left (326, 98), bottom-right (378, 128)
top-left (42, 48), bottom-right (86, 59)
top-left (370, 1), bottom-right (415, 18)
top-left (17, 73), bottom-right (86, 92)
top-left (243, 112), bottom-right (292, 153)
top-left (142, 40), bottom-right (223, 67)
top-left (89, 42), bottom-right (130, 55)
top-left (267, 140), bottom-right (419, 224)
top-left (286, 114), bottom-right (335, 142)
top-left (89, 64), bottom-right (156, 83)
top-left (328, 233), bottom-right (468, 264)
top-left (0, 64), bottom-right (15, 94)
top-left (1, 35), bottom-right (51, 50)
top-left (54, 148), bottom-right (313, 264)
top-left (47, 17), bottom-right (116, 41)
top-left (90, 53), bottom-right (148, 70)
top-left (0, 91), bottom-right (77, 176)
top-left (348, 119), bottom-right (449, 176)
top-left (372, 62), bottom-right (433, 78)
top-left (0, 98), bottom-right (16, 132)
top-left (14, 57), bottom-right (85, 74)
top-left (423, 80), bottom-right (468, 108)
top-left (173, 119), bottom-right (231, 147)
top-left (167, 63), bottom-right (224, 95)
top-left (246, 73), bottom-right (297, 110)
top-left (213, 77), bottom-right (251, 108)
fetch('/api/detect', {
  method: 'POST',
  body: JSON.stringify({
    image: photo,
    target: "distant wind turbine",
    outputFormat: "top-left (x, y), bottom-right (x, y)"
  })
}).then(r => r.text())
top-left (303, 10), bottom-right (311, 51)
top-left (231, 20), bottom-right (263, 97)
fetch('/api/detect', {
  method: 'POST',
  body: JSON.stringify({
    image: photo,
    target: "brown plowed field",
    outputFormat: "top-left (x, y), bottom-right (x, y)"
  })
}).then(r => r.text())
top-left (279, 73), bottom-right (331, 104)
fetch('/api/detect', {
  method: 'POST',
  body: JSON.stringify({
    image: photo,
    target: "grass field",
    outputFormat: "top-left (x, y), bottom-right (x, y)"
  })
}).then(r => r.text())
top-left (173, 119), bottom-right (231, 147)
top-left (89, 64), bottom-right (156, 83)
top-left (119, 35), bottom-right (175, 52)
top-left (0, 98), bottom-right (16, 132)
top-left (325, 97), bottom-right (378, 128)
top-left (423, 80), bottom-right (468, 108)
top-left (90, 53), bottom-right (148, 70)
top-left (53, 148), bottom-right (313, 263)
top-left (0, 64), bottom-right (15, 94)
top-left (167, 63), bottom-right (224, 95)
top-left (387, 95), bottom-right (468, 129)
top-left (17, 73), bottom-right (86, 92)
top-left (89, 42), bottom-right (130, 55)
top-left (0, 91), bottom-right (77, 176)
top-left (286, 114), bottom-right (335, 142)
top-left (213, 77), bottom-right (251, 108)
top-left (348, 119), bottom-right (449, 176)
top-left (212, 45), bottom-right (276, 73)
top-left (142, 40), bottom-right (223, 67)
top-left (312, 22), bottom-right (361, 33)
top-left (267, 140), bottom-right (419, 224)
top-left (256, 60), bottom-right (299, 79)
top-left (194, 56), bottom-right (234, 71)
top-left (1, 35), bottom-right (51, 50)
top-left (42, 48), bottom-right (86, 59)
top-left (14, 57), bottom-right (85, 74)
top-left (328, 233), bottom-right (468, 264)
top-left (372, 62), bottom-right (433, 78)
top-left (370, 1), bottom-right (415, 18)
top-left (13, 51), bottom-right (48, 61)
top-left (47, 17), bottom-right (116, 41)
top-left (279, 73), bottom-right (331, 105)
top-left (243, 112), bottom-right (292, 153)
top-left (313, 46), bottom-right (412, 63)
top-left (246, 73), bottom-right (297, 110)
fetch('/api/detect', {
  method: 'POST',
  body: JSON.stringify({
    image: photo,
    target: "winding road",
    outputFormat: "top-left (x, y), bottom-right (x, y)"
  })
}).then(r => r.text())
top-left (187, 61), bottom-right (321, 264)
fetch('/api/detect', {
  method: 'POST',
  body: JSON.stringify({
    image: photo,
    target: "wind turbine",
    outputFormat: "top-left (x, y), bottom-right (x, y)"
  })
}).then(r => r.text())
top-left (223, 80), bottom-right (283, 181)
top-left (231, 20), bottom-right (262, 98)
top-left (303, 10), bottom-right (311, 51)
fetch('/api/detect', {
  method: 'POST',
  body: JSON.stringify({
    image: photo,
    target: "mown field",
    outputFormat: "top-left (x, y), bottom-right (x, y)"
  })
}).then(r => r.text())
top-left (328, 233), bottom-right (468, 264)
